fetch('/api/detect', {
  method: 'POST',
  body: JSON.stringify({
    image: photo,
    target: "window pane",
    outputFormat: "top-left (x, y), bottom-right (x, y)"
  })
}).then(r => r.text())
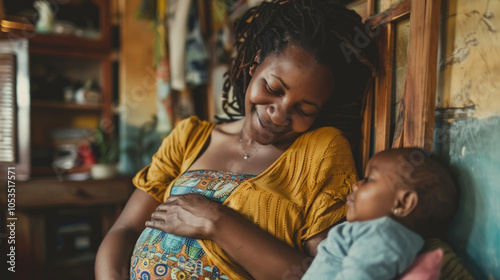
top-left (390, 17), bottom-right (410, 146)
top-left (376, 0), bottom-right (407, 14)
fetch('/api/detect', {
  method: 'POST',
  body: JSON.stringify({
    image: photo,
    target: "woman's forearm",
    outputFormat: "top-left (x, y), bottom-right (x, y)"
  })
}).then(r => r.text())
top-left (95, 225), bottom-right (138, 280)
top-left (95, 189), bottom-right (160, 279)
top-left (210, 206), bottom-right (311, 280)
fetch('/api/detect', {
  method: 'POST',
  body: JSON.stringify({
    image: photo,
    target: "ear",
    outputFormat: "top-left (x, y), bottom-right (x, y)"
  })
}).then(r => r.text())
top-left (393, 190), bottom-right (418, 217)
top-left (249, 49), bottom-right (262, 76)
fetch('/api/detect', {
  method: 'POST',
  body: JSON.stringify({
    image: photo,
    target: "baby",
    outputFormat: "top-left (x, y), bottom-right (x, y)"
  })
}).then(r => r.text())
top-left (302, 148), bottom-right (458, 280)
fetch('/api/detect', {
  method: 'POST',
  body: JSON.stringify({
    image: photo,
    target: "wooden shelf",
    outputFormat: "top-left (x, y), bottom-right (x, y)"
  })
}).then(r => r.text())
top-left (30, 44), bottom-right (112, 59)
top-left (31, 165), bottom-right (94, 177)
top-left (0, 176), bottom-right (134, 209)
top-left (1, 0), bottom-right (111, 52)
top-left (32, 100), bottom-right (102, 111)
top-left (29, 32), bottom-right (111, 51)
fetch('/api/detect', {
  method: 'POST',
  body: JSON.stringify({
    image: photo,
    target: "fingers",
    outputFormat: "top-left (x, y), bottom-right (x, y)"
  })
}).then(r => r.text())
top-left (144, 193), bottom-right (219, 239)
top-left (146, 208), bottom-right (173, 230)
top-left (145, 218), bottom-right (177, 233)
top-left (155, 201), bottom-right (171, 211)
top-left (154, 194), bottom-right (187, 211)
top-left (146, 204), bottom-right (169, 228)
top-left (145, 219), bottom-right (164, 228)
top-left (150, 211), bottom-right (161, 219)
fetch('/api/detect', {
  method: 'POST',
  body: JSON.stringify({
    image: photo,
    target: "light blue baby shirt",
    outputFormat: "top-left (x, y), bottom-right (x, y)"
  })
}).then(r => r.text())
top-left (302, 217), bottom-right (424, 280)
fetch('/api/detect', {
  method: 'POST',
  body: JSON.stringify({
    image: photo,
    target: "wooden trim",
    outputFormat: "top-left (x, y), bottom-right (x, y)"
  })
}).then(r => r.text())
top-left (30, 46), bottom-right (110, 58)
top-left (360, 79), bottom-right (374, 173)
top-left (374, 23), bottom-right (394, 153)
top-left (403, 0), bottom-right (441, 150)
top-left (367, 0), bottom-right (375, 17)
top-left (101, 55), bottom-right (113, 134)
top-left (198, 0), bottom-right (213, 38)
top-left (366, 0), bottom-right (411, 28)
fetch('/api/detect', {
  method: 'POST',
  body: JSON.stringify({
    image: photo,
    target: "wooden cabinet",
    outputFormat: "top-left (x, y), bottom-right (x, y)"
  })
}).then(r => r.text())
top-left (1, 0), bottom-right (116, 178)
top-left (25, 0), bottom-right (112, 51)
top-left (0, 1), bottom-right (130, 279)
top-left (0, 177), bottom-right (134, 280)
top-left (28, 45), bottom-right (114, 177)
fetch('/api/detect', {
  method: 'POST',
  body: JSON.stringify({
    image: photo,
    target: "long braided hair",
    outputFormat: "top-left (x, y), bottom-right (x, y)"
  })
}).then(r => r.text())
top-left (221, 0), bottom-right (377, 145)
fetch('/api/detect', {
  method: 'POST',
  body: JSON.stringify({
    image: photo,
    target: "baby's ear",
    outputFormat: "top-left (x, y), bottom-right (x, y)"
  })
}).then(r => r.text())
top-left (393, 190), bottom-right (418, 217)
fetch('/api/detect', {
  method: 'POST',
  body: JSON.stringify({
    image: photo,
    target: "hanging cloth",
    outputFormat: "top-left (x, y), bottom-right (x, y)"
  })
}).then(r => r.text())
top-left (156, 0), bottom-right (175, 134)
top-left (185, 1), bottom-right (209, 86)
top-left (167, 0), bottom-right (192, 90)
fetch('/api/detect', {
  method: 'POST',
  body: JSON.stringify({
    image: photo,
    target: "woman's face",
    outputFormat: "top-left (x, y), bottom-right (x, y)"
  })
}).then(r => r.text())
top-left (244, 45), bottom-right (335, 146)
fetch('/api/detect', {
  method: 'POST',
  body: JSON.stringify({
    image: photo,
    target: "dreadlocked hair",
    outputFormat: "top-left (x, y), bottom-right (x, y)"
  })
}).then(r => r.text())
top-left (221, 0), bottom-right (377, 146)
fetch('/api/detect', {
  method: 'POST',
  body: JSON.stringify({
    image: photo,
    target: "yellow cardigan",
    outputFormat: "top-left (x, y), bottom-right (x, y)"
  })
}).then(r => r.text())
top-left (133, 116), bottom-right (357, 279)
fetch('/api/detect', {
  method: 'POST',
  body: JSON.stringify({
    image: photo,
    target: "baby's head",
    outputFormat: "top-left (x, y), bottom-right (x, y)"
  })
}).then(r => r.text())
top-left (346, 148), bottom-right (458, 238)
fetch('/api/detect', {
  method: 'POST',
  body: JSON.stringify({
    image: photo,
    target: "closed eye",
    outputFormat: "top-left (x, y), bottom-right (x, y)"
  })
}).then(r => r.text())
top-left (266, 83), bottom-right (280, 95)
top-left (295, 106), bottom-right (315, 117)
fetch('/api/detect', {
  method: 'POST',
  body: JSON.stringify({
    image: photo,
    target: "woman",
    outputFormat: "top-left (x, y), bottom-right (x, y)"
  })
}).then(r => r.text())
top-left (95, 1), bottom-right (376, 279)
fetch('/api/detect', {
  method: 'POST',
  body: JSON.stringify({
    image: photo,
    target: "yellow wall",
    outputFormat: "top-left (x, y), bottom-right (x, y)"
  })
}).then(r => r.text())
top-left (437, 0), bottom-right (500, 119)
top-left (118, 0), bottom-right (157, 127)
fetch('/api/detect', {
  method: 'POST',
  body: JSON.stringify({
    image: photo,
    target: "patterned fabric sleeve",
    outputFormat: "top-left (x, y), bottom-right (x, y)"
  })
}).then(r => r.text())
top-left (299, 132), bottom-right (358, 245)
top-left (132, 117), bottom-right (199, 202)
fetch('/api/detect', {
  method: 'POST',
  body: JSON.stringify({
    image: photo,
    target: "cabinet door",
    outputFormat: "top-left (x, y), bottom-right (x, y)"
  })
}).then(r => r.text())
top-left (0, 38), bottom-right (30, 180)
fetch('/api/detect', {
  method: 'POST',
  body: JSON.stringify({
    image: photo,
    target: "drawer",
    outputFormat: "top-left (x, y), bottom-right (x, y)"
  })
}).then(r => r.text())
top-left (1, 177), bottom-right (134, 209)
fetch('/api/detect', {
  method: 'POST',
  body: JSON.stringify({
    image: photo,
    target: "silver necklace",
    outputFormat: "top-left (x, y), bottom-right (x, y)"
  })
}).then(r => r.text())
top-left (239, 133), bottom-right (253, 160)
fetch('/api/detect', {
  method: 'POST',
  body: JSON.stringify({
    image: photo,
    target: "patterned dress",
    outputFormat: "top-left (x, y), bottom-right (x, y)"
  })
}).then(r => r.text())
top-left (130, 170), bottom-right (256, 280)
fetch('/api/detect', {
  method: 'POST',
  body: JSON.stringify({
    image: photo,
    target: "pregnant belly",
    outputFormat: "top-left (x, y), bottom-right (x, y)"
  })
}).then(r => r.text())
top-left (130, 170), bottom-right (250, 279)
top-left (130, 227), bottom-right (225, 280)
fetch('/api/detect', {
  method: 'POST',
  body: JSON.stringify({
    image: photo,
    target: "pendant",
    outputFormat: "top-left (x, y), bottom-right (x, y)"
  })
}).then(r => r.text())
top-left (244, 154), bottom-right (250, 160)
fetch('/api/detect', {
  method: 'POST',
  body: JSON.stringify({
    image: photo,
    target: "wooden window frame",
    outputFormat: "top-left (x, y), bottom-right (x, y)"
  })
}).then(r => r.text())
top-left (358, 0), bottom-right (441, 172)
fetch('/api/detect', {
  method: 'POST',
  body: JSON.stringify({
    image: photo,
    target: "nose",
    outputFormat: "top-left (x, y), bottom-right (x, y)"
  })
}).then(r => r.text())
top-left (267, 102), bottom-right (291, 126)
top-left (352, 180), bottom-right (361, 192)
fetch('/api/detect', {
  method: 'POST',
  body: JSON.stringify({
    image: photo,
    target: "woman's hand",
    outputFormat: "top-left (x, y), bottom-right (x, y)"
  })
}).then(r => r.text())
top-left (145, 193), bottom-right (221, 239)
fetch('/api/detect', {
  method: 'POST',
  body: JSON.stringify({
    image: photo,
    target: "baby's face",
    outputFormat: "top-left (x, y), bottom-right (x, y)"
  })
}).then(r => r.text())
top-left (346, 153), bottom-right (403, 222)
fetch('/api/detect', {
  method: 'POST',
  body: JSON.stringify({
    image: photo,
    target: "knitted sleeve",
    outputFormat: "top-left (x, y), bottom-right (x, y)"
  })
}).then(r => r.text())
top-left (132, 117), bottom-right (200, 202)
top-left (299, 132), bottom-right (358, 245)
